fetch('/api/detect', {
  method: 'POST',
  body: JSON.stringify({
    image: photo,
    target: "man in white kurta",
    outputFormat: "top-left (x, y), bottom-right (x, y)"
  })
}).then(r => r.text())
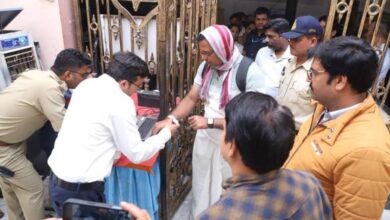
top-left (154, 25), bottom-right (271, 217)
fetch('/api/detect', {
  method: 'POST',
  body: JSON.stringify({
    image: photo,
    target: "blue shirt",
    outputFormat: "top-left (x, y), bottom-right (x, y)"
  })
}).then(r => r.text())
top-left (244, 30), bottom-right (267, 60)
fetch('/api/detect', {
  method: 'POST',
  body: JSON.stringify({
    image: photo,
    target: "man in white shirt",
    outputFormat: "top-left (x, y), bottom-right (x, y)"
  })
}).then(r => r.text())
top-left (255, 18), bottom-right (292, 97)
top-left (48, 52), bottom-right (179, 216)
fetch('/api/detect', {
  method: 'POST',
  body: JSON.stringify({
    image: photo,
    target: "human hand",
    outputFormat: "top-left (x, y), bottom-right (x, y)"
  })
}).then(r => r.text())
top-left (165, 120), bottom-right (180, 136)
top-left (188, 115), bottom-right (207, 130)
top-left (153, 118), bottom-right (172, 134)
top-left (120, 202), bottom-right (151, 220)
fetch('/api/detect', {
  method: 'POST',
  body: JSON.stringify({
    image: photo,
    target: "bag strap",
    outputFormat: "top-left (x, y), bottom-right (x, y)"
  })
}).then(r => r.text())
top-left (201, 57), bottom-right (252, 92)
top-left (236, 56), bottom-right (252, 92)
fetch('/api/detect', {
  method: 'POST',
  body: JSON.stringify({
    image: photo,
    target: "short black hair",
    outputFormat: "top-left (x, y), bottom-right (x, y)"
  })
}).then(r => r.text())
top-left (254, 7), bottom-right (270, 18)
top-left (51, 48), bottom-right (92, 76)
top-left (197, 34), bottom-right (206, 42)
top-left (264, 18), bottom-right (290, 35)
top-left (236, 12), bottom-right (246, 20)
top-left (107, 52), bottom-right (149, 82)
top-left (229, 23), bottom-right (240, 30)
top-left (318, 15), bottom-right (327, 22)
top-left (312, 36), bottom-right (378, 93)
top-left (224, 92), bottom-right (296, 174)
top-left (230, 13), bottom-right (240, 21)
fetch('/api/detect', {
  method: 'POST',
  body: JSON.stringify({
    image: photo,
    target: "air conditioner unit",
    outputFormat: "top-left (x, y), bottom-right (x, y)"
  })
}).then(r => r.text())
top-left (0, 8), bottom-right (41, 90)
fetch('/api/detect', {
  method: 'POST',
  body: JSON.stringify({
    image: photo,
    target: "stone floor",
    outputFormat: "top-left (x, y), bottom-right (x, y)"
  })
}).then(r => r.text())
top-left (172, 192), bottom-right (193, 220)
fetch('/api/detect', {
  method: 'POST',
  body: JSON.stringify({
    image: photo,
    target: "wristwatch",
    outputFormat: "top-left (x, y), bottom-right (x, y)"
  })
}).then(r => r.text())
top-left (207, 118), bottom-right (214, 129)
top-left (167, 115), bottom-right (179, 125)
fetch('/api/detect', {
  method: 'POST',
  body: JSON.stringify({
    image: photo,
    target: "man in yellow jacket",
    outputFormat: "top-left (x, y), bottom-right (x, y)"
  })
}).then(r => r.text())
top-left (284, 36), bottom-right (390, 219)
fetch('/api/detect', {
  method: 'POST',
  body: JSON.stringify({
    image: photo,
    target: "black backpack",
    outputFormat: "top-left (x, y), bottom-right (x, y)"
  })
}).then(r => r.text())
top-left (201, 56), bottom-right (253, 92)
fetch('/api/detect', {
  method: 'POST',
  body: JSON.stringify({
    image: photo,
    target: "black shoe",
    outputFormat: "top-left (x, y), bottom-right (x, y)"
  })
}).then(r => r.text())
top-left (0, 210), bottom-right (4, 219)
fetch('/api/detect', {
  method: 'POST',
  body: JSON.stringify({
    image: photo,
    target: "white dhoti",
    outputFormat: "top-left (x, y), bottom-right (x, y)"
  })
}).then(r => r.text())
top-left (191, 128), bottom-right (232, 217)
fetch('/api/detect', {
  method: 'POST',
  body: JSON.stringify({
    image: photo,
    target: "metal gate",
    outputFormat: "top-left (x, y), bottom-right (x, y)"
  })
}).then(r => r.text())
top-left (72, 0), bottom-right (389, 219)
top-left (324, 0), bottom-right (390, 109)
top-left (72, 0), bottom-right (217, 219)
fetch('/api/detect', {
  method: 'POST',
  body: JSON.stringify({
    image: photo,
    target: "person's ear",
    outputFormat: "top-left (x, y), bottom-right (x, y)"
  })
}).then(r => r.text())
top-left (227, 140), bottom-right (238, 158)
top-left (119, 80), bottom-right (129, 90)
top-left (310, 36), bottom-right (318, 47)
top-left (59, 70), bottom-right (73, 82)
top-left (335, 75), bottom-right (348, 91)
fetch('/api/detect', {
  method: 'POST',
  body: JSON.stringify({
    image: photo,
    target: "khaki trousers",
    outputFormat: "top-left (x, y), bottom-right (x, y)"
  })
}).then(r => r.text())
top-left (0, 142), bottom-right (44, 220)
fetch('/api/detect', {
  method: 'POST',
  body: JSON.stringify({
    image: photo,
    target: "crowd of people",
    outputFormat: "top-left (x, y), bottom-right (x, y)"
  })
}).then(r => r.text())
top-left (0, 5), bottom-right (389, 220)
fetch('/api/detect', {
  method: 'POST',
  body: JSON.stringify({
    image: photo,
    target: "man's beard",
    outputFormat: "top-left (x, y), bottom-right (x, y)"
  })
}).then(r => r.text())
top-left (268, 44), bottom-right (279, 51)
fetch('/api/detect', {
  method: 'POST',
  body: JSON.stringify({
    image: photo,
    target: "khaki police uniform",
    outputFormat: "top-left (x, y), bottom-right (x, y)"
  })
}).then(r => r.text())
top-left (277, 57), bottom-right (314, 130)
top-left (0, 69), bottom-right (66, 220)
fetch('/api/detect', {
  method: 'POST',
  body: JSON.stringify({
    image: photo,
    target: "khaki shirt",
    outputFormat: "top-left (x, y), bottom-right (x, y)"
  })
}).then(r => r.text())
top-left (0, 70), bottom-right (67, 143)
top-left (276, 57), bottom-right (313, 129)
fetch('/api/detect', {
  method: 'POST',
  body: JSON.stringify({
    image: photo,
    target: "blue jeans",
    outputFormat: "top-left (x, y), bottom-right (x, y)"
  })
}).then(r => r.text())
top-left (49, 174), bottom-right (106, 217)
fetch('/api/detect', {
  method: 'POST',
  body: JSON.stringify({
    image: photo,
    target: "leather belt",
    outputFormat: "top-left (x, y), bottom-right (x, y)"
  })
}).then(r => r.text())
top-left (51, 173), bottom-right (104, 192)
top-left (0, 141), bottom-right (10, 147)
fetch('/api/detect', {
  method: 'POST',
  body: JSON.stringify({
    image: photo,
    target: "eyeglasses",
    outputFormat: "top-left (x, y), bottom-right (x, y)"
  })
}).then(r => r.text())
top-left (130, 81), bottom-right (143, 90)
top-left (307, 68), bottom-right (328, 80)
top-left (70, 70), bottom-right (91, 79)
top-left (199, 50), bottom-right (214, 57)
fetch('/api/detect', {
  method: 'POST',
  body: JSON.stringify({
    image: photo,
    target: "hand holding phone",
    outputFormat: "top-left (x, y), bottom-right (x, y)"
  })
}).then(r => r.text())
top-left (63, 198), bottom-right (132, 220)
top-left (120, 202), bottom-right (151, 220)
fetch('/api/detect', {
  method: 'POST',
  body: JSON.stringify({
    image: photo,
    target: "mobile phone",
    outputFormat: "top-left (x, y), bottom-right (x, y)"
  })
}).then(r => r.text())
top-left (63, 198), bottom-right (132, 220)
top-left (0, 166), bottom-right (14, 178)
